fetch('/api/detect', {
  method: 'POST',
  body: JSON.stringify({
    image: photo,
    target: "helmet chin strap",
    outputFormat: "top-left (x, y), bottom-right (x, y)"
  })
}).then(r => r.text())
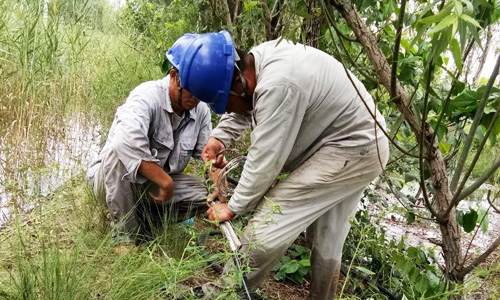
top-left (176, 73), bottom-right (183, 106)
top-left (230, 64), bottom-right (252, 103)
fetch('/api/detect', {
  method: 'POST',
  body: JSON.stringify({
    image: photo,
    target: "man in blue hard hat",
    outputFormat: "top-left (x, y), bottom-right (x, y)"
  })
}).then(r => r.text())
top-left (165, 31), bottom-right (389, 299)
top-left (86, 47), bottom-right (213, 248)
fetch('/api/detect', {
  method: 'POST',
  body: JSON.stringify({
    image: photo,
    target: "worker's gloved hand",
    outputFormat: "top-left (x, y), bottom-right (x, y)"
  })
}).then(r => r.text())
top-left (201, 137), bottom-right (228, 168)
top-left (149, 178), bottom-right (174, 202)
top-left (207, 203), bottom-right (235, 223)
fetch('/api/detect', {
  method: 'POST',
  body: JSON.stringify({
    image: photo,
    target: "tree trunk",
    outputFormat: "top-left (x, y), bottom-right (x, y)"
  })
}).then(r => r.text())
top-left (304, 0), bottom-right (324, 48)
top-left (209, 0), bottom-right (233, 30)
top-left (328, 0), bottom-right (465, 282)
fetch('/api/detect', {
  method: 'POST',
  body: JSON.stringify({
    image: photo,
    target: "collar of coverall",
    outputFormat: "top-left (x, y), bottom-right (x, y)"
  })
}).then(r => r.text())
top-left (163, 74), bottom-right (196, 121)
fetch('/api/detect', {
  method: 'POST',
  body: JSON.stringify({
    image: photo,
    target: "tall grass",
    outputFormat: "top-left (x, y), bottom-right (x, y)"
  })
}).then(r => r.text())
top-left (0, 176), bottom-right (214, 299)
top-left (0, 0), bottom-right (162, 217)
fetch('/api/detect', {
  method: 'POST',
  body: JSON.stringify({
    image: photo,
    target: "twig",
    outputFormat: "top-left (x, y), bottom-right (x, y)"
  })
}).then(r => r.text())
top-left (487, 190), bottom-right (500, 214)
top-left (390, 82), bottom-right (421, 143)
top-left (327, 9), bottom-right (358, 42)
top-left (418, 64), bottom-right (438, 217)
top-left (337, 35), bottom-right (378, 84)
top-left (390, 0), bottom-right (407, 99)
top-left (457, 234), bottom-right (500, 279)
top-left (428, 39), bottom-right (474, 160)
top-left (456, 159), bottom-right (500, 203)
top-left (451, 102), bottom-right (500, 206)
top-left (461, 194), bottom-right (494, 266)
top-left (322, 2), bottom-right (377, 83)
top-left (450, 53), bottom-right (500, 192)
top-left (386, 145), bottom-right (419, 166)
top-left (341, 64), bottom-right (420, 158)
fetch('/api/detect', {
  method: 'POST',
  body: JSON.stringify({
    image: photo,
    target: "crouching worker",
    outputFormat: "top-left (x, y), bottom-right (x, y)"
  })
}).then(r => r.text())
top-left (86, 51), bottom-right (216, 245)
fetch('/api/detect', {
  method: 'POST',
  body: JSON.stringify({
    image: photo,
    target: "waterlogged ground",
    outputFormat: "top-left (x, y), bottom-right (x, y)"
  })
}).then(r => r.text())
top-left (0, 114), bottom-right (102, 226)
top-left (366, 182), bottom-right (500, 257)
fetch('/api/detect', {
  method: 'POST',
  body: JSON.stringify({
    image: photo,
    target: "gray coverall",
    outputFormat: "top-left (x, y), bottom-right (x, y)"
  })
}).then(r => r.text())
top-left (211, 40), bottom-right (389, 299)
top-left (87, 76), bottom-right (212, 243)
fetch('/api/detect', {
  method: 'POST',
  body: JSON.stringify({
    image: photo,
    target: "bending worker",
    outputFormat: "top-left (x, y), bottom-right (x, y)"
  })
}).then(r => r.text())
top-left (168, 30), bottom-right (389, 299)
top-left (86, 60), bottom-right (212, 245)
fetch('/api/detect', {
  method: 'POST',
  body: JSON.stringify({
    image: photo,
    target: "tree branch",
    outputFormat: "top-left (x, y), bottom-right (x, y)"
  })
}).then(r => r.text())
top-left (390, 0), bottom-right (407, 99)
top-left (426, 35), bottom-right (477, 156)
top-left (324, 7), bottom-right (358, 42)
top-left (341, 63), bottom-right (420, 158)
top-left (488, 190), bottom-right (500, 214)
top-left (456, 158), bottom-right (500, 202)
top-left (451, 101), bottom-right (500, 207)
top-left (457, 235), bottom-right (500, 279)
top-left (450, 54), bottom-right (500, 192)
top-left (462, 202), bottom-right (493, 266)
top-left (419, 64), bottom-right (438, 216)
top-left (328, 0), bottom-right (421, 137)
top-left (260, 1), bottom-right (273, 40)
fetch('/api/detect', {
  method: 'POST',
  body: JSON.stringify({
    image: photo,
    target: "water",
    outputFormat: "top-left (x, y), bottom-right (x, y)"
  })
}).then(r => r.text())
top-left (0, 113), bottom-right (102, 227)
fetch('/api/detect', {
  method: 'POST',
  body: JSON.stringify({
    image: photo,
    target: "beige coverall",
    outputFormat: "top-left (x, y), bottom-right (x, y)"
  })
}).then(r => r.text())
top-left (87, 76), bottom-right (212, 243)
top-left (210, 40), bottom-right (389, 299)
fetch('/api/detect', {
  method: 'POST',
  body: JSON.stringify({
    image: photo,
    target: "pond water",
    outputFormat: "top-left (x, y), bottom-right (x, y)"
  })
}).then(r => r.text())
top-left (0, 114), bottom-right (102, 227)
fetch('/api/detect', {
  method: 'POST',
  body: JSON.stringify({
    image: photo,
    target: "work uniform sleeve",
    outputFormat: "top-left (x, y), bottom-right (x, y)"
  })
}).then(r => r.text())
top-left (110, 92), bottom-right (158, 183)
top-left (210, 111), bottom-right (252, 147)
top-left (228, 83), bottom-right (307, 215)
top-left (193, 106), bottom-right (213, 159)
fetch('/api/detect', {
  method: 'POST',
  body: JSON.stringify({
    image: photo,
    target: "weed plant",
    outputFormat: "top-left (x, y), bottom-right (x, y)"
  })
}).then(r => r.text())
top-left (0, 176), bottom-right (215, 299)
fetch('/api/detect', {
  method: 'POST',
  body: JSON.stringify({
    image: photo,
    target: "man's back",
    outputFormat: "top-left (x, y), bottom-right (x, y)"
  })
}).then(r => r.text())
top-left (250, 40), bottom-right (387, 170)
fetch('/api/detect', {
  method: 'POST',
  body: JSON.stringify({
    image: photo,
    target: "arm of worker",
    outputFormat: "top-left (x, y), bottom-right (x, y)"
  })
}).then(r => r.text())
top-left (208, 83), bottom-right (307, 222)
top-left (110, 90), bottom-right (160, 183)
top-left (193, 105), bottom-right (213, 159)
top-left (138, 161), bottom-right (174, 202)
top-left (229, 83), bottom-right (307, 215)
top-left (210, 111), bottom-right (252, 148)
top-left (202, 111), bottom-right (252, 168)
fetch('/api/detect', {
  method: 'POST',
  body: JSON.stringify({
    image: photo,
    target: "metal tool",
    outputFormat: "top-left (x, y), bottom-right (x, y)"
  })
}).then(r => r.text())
top-left (209, 200), bottom-right (253, 300)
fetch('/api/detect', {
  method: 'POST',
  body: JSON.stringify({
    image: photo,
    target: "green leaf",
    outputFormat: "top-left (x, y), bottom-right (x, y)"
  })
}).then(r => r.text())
top-left (406, 211), bottom-right (416, 225)
top-left (429, 14), bottom-right (457, 34)
top-left (274, 271), bottom-right (285, 281)
top-left (415, 274), bottom-right (429, 294)
top-left (457, 210), bottom-right (464, 226)
top-left (450, 38), bottom-right (462, 72)
top-left (299, 259), bottom-right (311, 267)
top-left (427, 270), bottom-right (440, 288)
top-left (459, 14), bottom-right (482, 28)
top-left (468, 23), bottom-right (482, 47)
top-left (382, 0), bottom-right (396, 19)
top-left (439, 142), bottom-right (451, 155)
top-left (454, 0), bottom-right (463, 15)
top-left (243, 1), bottom-right (258, 12)
top-left (462, 210), bottom-right (478, 233)
top-left (283, 260), bottom-right (300, 274)
top-left (407, 247), bottom-right (419, 259)
top-left (420, 2), bottom-right (453, 24)
top-left (355, 266), bottom-right (376, 275)
top-left (477, 209), bottom-right (489, 233)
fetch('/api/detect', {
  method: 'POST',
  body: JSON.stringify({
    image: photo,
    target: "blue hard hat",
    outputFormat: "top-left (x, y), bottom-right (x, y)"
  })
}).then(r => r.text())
top-left (166, 30), bottom-right (235, 114)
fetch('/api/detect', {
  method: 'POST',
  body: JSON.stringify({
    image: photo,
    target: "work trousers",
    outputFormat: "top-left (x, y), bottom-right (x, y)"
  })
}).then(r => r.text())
top-left (240, 143), bottom-right (389, 300)
top-left (88, 147), bottom-right (208, 243)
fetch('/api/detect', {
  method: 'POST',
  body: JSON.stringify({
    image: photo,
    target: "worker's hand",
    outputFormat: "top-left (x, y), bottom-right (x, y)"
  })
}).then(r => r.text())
top-left (149, 178), bottom-right (174, 202)
top-left (207, 203), bottom-right (235, 223)
top-left (206, 188), bottom-right (227, 207)
top-left (201, 137), bottom-right (228, 168)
